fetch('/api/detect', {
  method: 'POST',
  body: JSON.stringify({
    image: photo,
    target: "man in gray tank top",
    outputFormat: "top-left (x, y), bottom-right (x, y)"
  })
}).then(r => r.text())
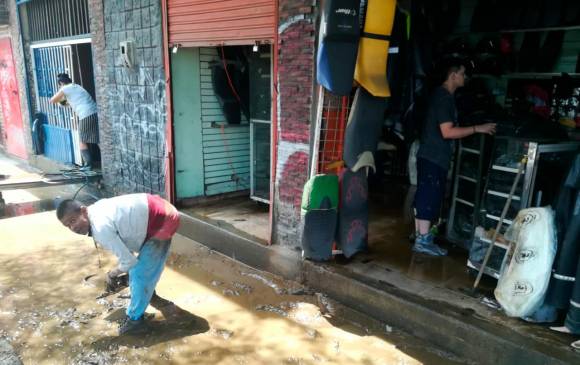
top-left (50, 73), bottom-right (99, 169)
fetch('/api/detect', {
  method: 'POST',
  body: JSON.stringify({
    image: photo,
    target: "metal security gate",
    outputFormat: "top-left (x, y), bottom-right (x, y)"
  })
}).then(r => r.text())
top-left (22, 0), bottom-right (90, 42)
top-left (32, 42), bottom-right (84, 165)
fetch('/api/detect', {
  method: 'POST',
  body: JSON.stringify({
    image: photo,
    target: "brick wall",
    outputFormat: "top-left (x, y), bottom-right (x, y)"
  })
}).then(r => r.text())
top-left (273, 0), bottom-right (317, 247)
top-left (92, 0), bottom-right (167, 196)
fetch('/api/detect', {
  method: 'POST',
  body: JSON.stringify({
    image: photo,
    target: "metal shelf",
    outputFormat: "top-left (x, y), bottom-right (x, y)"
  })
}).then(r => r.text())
top-left (461, 147), bottom-right (481, 155)
top-left (449, 25), bottom-right (580, 37)
top-left (478, 237), bottom-right (510, 250)
top-left (473, 139), bottom-right (580, 281)
top-left (472, 73), bottom-right (580, 80)
top-left (458, 175), bottom-right (477, 183)
top-left (491, 165), bottom-right (519, 173)
top-left (455, 198), bottom-right (475, 207)
top-left (467, 259), bottom-right (500, 280)
top-left (487, 189), bottom-right (521, 201)
top-left (485, 214), bottom-right (513, 226)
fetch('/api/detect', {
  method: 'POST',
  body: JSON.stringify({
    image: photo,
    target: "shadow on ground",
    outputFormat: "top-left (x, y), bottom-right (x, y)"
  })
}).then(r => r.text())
top-left (94, 301), bottom-right (210, 349)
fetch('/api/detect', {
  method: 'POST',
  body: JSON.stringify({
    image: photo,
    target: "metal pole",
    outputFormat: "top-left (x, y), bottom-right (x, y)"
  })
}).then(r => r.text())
top-left (309, 85), bottom-right (325, 178)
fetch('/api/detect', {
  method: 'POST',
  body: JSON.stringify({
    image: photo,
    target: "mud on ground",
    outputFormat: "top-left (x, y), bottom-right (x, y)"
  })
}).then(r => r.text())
top-left (0, 211), bottom-right (464, 364)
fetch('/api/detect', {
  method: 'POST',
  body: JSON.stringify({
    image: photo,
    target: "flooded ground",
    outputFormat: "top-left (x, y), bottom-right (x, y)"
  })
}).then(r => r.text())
top-left (176, 176), bottom-right (580, 360)
top-left (0, 208), bottom-right (467, 364)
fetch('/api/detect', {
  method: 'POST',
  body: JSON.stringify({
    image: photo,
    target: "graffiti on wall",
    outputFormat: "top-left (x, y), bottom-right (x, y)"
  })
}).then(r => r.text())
top-left (276, 140), bottom-right (310, 210)
top-left (106, 61), bottom-right (167, 193)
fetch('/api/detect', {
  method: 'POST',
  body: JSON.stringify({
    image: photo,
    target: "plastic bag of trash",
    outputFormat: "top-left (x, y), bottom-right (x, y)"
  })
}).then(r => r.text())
top-left (494, 207), bottom-right (557, 317)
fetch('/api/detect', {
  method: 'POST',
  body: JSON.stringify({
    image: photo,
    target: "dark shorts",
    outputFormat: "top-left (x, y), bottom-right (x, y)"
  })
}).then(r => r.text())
top-left (414, 158), bottom-right (448, 221)
top-left (78, 113), bottom-right (99, 144)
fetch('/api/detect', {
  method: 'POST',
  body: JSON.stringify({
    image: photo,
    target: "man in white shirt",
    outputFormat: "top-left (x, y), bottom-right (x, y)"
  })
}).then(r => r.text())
top-left (56, 193), bottom-right (180, 335)
top-left (50, 73), bottom-right (99, 169)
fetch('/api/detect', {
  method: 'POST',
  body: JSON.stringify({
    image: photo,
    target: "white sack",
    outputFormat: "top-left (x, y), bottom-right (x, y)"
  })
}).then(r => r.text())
top-left (494, 207), bottom-right (557, 317)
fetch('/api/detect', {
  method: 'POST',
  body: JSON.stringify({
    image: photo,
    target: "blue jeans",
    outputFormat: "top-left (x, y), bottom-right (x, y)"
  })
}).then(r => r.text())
top-left (414, 158), bottom-right (448, 221)
top-left (126, 239), bottom-right (171, 320)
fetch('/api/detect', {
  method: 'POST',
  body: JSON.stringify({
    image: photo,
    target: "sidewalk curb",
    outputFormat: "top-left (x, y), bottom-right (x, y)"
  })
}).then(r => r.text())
top-left (178, 213), bottom-right (580, 365)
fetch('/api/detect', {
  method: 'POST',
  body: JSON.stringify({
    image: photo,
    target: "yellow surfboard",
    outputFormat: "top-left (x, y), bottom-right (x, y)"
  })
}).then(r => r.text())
top-left (354, 0), bottom-right (397, 97)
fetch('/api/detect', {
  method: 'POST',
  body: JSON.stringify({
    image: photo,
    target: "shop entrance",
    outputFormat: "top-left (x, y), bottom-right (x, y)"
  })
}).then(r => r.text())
top-left (310, 0), bottom-right (580, 350)
top-left (172, 44), bottom-right (273, 243)
top-left (31, 41), bottom-right (95, 166)
top-left (312, 86), bottom-right (496, 291)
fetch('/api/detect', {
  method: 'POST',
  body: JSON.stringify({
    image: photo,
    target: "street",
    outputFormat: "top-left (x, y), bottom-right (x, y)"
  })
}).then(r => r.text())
top-left (0, 202), bottom-right (463, 364)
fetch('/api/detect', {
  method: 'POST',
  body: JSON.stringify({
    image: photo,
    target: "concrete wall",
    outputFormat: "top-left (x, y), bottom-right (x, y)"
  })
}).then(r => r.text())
top-left (91, 0), bottom-right (167, 196)
top-left (273, 0), bottom-right (317, 247)
top-left (0, 1), bottom-right (33, 158)
top-left (0, 21), bottom-right (7, 149)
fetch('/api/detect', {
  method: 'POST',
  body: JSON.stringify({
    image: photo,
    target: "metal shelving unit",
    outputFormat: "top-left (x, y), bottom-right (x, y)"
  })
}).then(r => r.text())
top-left (469, 138), bottom-right (580, 278)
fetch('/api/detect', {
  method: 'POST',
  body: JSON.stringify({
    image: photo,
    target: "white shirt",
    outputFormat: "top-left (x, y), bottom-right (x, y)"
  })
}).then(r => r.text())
top-left (61, 84), bottom-right (97, 119)
top-left (87, 194), bottom-right (149, 272)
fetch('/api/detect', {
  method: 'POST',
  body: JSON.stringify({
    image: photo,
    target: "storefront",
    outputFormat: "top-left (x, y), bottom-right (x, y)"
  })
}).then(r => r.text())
top-left (166, 0), bottom-right (277, 243)
top-left (307, 0), bottom-right (580, 338)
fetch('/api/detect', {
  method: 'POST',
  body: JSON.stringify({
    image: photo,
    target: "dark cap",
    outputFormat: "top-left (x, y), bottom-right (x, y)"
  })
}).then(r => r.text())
top-left (57, 73), bottom-right (72, 84)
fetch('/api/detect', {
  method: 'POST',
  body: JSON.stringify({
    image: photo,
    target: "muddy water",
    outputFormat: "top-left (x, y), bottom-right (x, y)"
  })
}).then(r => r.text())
top-left (0, 211), bottom-right (462, 364)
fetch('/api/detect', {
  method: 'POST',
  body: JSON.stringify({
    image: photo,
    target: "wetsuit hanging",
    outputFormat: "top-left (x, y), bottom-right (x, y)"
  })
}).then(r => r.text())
top-left (316, 0), bottom-right (361, 96)
top-left (354, 0), bottom-right (396, 97)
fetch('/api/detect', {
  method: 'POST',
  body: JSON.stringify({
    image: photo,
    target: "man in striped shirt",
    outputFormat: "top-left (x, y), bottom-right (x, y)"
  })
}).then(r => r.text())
top-left (57, 193), bottom-right (180, 335)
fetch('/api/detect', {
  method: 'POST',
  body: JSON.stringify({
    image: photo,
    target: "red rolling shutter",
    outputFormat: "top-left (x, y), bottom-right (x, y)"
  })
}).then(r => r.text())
top-left (168, 0), bottom-right (276, 46)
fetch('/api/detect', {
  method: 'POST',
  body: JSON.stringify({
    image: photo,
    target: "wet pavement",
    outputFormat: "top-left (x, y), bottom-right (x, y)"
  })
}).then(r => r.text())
top-left (366, 179), bottom-right (497, 293)
top-left (4, 150), bottom-right (577, 363)
top-left (181, 197), bottom-right (270, 243)
top-left (0, 152), bottom-right (100, 220)
top-left (0, 209), bottom-right (466, 364)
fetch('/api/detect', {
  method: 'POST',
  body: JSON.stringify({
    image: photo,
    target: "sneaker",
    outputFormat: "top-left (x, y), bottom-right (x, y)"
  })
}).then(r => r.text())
top-left (412, 233), bottom-right (447, 256)
top-left (118, 316), bottom-right (147, 335)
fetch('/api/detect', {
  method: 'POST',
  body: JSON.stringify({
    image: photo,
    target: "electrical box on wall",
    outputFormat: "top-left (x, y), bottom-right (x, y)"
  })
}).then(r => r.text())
top-left (119, 41), bottom-right (135, 68)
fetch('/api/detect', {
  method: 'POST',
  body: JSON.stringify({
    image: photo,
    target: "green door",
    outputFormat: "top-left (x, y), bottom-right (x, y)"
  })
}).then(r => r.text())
top-left (171, 48), bottom-right (204, 198)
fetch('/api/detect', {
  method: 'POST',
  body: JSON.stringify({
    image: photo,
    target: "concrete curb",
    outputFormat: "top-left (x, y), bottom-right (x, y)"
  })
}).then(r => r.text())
top-left (177, 213), bottom-right (580, 365)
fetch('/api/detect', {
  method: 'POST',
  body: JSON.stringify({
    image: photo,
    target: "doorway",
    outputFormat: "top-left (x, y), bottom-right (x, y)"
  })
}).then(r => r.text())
top-left (31, 40), bottom-right (96, 166)
top-left (172, 44), bottom-right (273, 243)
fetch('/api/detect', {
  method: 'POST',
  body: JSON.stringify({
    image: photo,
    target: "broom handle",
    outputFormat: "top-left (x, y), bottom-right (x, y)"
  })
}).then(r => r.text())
top-left (473, 156), bottom-right (527, 290)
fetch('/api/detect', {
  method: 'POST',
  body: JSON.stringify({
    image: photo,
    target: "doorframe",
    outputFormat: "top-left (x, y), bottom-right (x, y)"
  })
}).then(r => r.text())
top-left (30, 37), bottom-right (92, 49)
top-left (162, 0), bottom-right (279, 244)
top-left (30, 38), bottom-right (93, 166)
